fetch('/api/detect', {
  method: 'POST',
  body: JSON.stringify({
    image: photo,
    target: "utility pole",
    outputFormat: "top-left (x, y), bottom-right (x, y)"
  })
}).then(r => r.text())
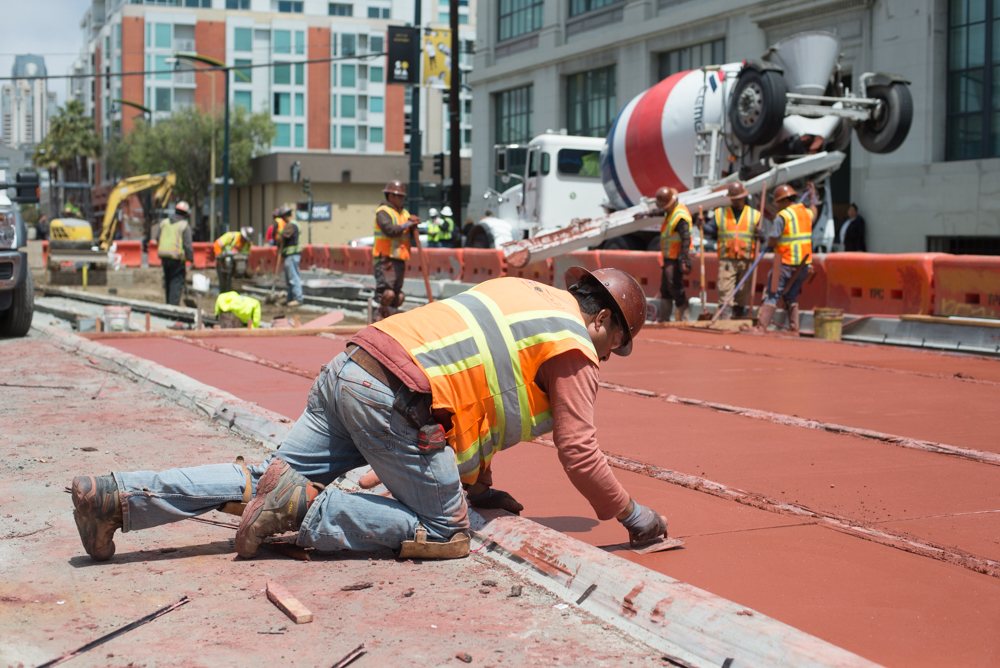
top-left (209, 72), bottom-right (216, 241)
top-left (448, 0), bottom-right (461, 236)
top-left (408, 0), bottom-right (422, 216)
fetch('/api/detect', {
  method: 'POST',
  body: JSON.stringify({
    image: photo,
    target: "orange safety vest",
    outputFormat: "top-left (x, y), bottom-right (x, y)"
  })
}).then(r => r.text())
top-left (374, 277), bottom-right (600, 484)
top-left (660, 204), bottom-right (691, 259)
top-left (776, 203), bottom-right (813, 265)
top-left (373, 204), bottom-right (412, 260)
top-left (714, 205), bottom-right (761, 260)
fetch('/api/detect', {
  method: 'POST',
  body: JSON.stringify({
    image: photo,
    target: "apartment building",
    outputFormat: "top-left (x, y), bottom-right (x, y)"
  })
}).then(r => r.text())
top-left (470, 0), bottom-right (1000, 254)
top-left (77, 0), bottom-right (475, 243)
top-left (2, 55), bottom-right (57, 149)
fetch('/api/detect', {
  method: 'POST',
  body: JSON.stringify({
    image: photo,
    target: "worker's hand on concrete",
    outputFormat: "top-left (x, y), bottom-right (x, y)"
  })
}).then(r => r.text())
top-left (467, 488), bottom-right (524, 515)
top-left (618, 500), bottom-right (668, 546)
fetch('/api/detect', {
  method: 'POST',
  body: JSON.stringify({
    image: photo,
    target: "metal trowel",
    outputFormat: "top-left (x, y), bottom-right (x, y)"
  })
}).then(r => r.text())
top-left (600, 536), bottom-right (685, 555)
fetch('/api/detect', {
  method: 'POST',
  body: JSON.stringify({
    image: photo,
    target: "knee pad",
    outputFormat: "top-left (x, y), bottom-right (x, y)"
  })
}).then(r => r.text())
top-left (393, 291), bottom-right (406, 308)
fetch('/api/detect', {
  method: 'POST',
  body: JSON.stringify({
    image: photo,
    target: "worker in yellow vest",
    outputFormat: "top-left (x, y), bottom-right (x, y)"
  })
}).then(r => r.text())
top-left (699, 181), bottom-right (764, 320)
top-left (156, 201), bottom-right (193, 305)
top-left (654, 187), bottom-right (692, 323)
top-left (757, 183), bottom-right (818, 333)
top-left (274, 205), bottom-right (303, 306)
top-left (69, 269), bottom-right (669, 563)
top-left (372, 180), bottom-right (419, 321)
top-left (213, 226), bottom-right (254, 294)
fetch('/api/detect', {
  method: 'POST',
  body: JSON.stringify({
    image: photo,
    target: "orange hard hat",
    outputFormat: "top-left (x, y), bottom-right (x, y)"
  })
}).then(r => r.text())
top-left (654, 187), bottom-right (678, 211)
top-left (564, 267), bottom-right (646, 356)
top-left (727, 182), bottom-right (750, 200)
top-left (383, 180), bottom-right (407, 197)
top-left (773, 184), bottom-right (798, 202)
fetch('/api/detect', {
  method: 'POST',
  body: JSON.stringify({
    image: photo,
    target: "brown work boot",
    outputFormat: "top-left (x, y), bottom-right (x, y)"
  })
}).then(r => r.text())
top-left (235, 457), bottom-right (315, 559)
top-left (71, 475), bottom-right (123, 561)
top-left (787, 303), bottom-right (801, 333)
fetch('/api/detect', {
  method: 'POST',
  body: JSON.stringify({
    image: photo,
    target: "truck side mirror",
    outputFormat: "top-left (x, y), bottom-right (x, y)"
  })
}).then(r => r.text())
top-left (495, 148), bottom-right (508, 176)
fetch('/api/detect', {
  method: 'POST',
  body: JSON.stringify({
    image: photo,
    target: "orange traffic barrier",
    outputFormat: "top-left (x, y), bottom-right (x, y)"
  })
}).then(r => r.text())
top-left (347, 247), bottom-right (374, 276)
top-left (825, 253), bottom-right (939, 315)
top-left (248, 246), bottom-right (278, 275)
top-left (147, 240), bottom-right (161, 267)
top-left (552, 251), bottom-right (601, 289)
top-left (507, 258), bottom-right (553, 285)
top-left (933, 254), bottom-right (1000, 319)
top-left (406, 248), bottom-right (465, 281)
top-left (41, 240), bottom-right (48, 267)
top-left (192, 242), bottom-right (215, 269)
top-left (303, 245), bottom-right (350, 273)
top-left (462, 248), bottom-right (505, 283)
top-left (112, 240), bottom-right (143, 267)
top-left (680, 253), bottom-right (720, 305)
top-left (596, 251), bottom-right (662, 298)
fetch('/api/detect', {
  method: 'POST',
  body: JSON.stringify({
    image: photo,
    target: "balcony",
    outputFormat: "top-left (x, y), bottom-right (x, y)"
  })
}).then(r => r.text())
top-left (173, 69), bottom-right (195, 85)
top-left (174, 39), bottom-right (196, 53)
top-left (358, 107), bottom-right (368, 122)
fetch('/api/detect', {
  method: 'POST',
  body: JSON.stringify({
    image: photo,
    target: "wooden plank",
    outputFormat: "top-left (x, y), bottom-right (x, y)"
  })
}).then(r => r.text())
top-left (266, 580), bottom-right (313, 624)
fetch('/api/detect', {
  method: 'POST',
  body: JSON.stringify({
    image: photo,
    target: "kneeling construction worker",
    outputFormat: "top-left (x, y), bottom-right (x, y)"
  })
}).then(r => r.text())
top-left (757, 183), bottom-right (817, 332)
top-left (156, 201), bottom-right (193, 306)
top-left (653, 187), bottom-right (692, 322)
top-left (372, 180), bottom-right (419, 321)
top-left (699, 182), bottom-right (764, 320)
top-left (213, 226), bottom-right (254, 294)
top-left (70, 269), bottom-right (669, 561)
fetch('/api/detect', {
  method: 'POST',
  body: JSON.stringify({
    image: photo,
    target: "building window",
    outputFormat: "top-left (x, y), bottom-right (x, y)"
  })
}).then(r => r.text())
top-left (184, 0), bottom-right (212, 7)
top-left (342, 34), bottom-right (356, 56)
top-left (927, 235), bottom-right (1000, 254)
top-left (495, 85), bottom-right (533, 143)
top-left (370, 66), bottom-right (384, 83)
top-left (331, 124), bottom-right (338, 147)
top-left (234, 90), bottom-right (252, 112)
top-left (274, 92), bottom-right (291, 115)
top-left (371, 35), bottom-right (384, 53)
top-left (154, 55), bottom-right (171, 80)
top-left (370, 96), bottom-right (383, 113)
top-left (331, 94), bottom-right (337, 117)
top-left (278, 1), bottom-right (304, 12)
top-left (155, 88), bottom-right (171, 112)
top-left (341, 125), bottom-right (356, 148)
top-left (295, 31), bottom-right (305, 54)
top-left (498, 0), bottom-right (543, 42)
top-left (947, 0), bottom-right (1000, 159)
top-left (295, 124), bottom-right (304, 147)
top-left (342, 64), bottom-right (356, 87)
top-left (342, 95), bottom-right (356, 118)
top-left (371, 127), bottom-right (384, 143)
top-left (115, 24), bottom-right (122, 48)
top-left (274, 63), bottom-right (291, 84)
top-left (331, 3), bottom-right (354, 15)
top-left (275, 123), bottom-right (291, 146)
top-left (382, 7), bottom-right (390, 17)
top-left (274, 30), bottom-right (291, 54)
top-left (439, 11), bottom-right (450, 22)
top-left (367, 6), bottom-right (380, 17)
top-left (227, 0), bottom-right (250, 8)
top-left (146, 22), bottom-right (151, 47)
top-left (295, 63), bottom-right (304, 85)
top-left (658, 38), bottom-right (725, 81)
top-left (567, 65), bottom-right (616, 137)
top-left (234, 27), bottom-right (252, 51)
top-left (569, 0), bottom-right (618, 16)
top-left (234, 59), bottom-right (252, 82)
top-left (295, 92), bottom-right (304, 116)
top-left (155, 23), bottom-right (172, 48)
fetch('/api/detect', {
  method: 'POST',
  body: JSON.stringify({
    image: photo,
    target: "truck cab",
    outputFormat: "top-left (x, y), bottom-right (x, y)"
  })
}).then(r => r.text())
top-left (0, 190), bottom-right (34, 337)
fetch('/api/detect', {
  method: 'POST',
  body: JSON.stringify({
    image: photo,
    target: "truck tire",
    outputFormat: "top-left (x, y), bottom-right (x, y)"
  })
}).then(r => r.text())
top-left (465, 224), bottom-right (496, 249)
top-left (729, 68), bottom-right (787, 146)
top-left (856, 82), bottom-right (913, 154)
top-left (0, 269), bottom-right (34, 338)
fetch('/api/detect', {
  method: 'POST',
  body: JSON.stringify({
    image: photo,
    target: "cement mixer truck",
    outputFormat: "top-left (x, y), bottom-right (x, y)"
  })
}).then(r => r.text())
top-left (469, 31), bottom-right (913, 267)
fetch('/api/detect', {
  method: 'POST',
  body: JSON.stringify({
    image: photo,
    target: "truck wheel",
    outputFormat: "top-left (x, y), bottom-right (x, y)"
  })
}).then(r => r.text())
top-left (601, 235), bottom-right (645, 251)
top-left (729, 68), bottom-right (787, 146)
top-left (0, 269), bottom-right (34, 338)
top-left (465, 225), bottom-right (495, 249)
top-left (856, 82), bottom-right (913, 154)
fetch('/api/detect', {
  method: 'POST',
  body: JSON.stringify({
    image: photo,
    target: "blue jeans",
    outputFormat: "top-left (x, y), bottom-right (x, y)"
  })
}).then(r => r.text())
top-left (113, 349), bottom-right (469, 552)
top-left (283, 253), bottom-right (303, 303)
top-left (763, 263), bottom-right (809, 306)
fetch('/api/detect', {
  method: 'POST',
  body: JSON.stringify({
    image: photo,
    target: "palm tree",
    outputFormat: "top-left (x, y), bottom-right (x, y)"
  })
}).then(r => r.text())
top-left (33, 100), bottom-right (101, 216)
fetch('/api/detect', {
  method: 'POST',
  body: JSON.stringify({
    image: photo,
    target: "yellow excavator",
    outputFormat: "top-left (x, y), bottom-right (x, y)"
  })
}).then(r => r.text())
top-left (48, 172), bottom-right (176, 258)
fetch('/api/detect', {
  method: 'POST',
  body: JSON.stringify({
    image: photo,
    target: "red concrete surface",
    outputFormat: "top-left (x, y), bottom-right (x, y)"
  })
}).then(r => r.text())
top-left (193, 334), bottom-right (348, 373)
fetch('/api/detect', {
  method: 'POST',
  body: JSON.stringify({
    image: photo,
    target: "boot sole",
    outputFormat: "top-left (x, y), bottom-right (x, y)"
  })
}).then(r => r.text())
top-left (234, 457), bottom-right (288, 558)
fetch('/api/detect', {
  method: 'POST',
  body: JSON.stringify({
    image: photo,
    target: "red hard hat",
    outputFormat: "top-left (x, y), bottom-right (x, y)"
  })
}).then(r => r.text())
top-left (727, 182), bottom-right (749, 200)
top-left (383, 180), bottom-right (407, 197)
top-left (773, 184), bottom-right (798, 202)
top-left (655, 186), bottom-right (678, 211)
top-left (564, 267), bottom-right (646, 356)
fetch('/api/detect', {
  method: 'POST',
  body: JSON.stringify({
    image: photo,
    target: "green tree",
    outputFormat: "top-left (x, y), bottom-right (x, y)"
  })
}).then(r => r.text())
top-left (32, 100), bottom-right (102, 217)
top-left (107, 105), bottom-right (275, 239)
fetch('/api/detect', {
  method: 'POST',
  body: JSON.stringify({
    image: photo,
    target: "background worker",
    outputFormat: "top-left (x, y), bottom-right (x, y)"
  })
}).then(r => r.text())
top-left (437, 206), bottom-right (456, 248)
top-left (70, 269), bottom-right (669, 564)
top-left (835, 203), bottom-right (867, 252)
top-left (639, 186), bottom-right (692, 322)
top-left (426, 208), bottom-right (441, 247)
top-left (757, 183), bottom-right (818, 333)
top-left (156, 201), bottom-right (193, 306)
top-left (699, 181), bottom-right (764, 320)
top-left (213, 226), bottom-right (254, 294)
top-left (275, 206), bottom-right (303, 307)
top-left (267, 205), bottom-right (291, 247)
top-left (372, 180), bottom-right (419, 321)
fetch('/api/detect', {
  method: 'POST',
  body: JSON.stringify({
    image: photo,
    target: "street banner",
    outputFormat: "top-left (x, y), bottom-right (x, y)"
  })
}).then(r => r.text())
top-left (387, 26), bottom-right (419, 85)
top-left (422, 29), bottom-right (452, 89)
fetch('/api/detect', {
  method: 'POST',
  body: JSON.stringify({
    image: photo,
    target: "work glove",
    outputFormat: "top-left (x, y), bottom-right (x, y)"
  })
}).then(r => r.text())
top-left (467, 488), bottom-right (524, 516)
top-left (618, 501), bottom-right (668, 546)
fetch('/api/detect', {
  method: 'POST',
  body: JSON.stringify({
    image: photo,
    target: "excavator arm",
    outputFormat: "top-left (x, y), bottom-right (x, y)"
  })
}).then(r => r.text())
top-left (98, 172), bottom-right (176, 251)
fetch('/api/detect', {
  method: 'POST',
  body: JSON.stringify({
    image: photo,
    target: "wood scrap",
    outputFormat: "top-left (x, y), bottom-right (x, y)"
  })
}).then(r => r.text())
top-left (266, 580), bottom-right (313, 624)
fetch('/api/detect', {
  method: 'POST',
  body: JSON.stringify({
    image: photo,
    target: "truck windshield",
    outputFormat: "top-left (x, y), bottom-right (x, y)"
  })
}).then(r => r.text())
top-left (557, 149), bottom-right (601, 178)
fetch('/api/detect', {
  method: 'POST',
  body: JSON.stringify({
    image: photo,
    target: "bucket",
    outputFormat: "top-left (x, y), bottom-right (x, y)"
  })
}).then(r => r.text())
top-left (813, 307), bottom-right (843, 340)
top-left (103, 305), bottom-right (132, 332)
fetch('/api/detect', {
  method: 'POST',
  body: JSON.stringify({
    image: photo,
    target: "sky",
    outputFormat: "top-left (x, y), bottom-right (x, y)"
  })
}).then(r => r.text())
top-left (0, 0), bottom-right (92, 107)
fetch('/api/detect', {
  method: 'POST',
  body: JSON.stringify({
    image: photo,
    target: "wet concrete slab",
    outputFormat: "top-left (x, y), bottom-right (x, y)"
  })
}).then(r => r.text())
top-left (878, 512), bottom-right (1000, 562)
top-left (189, 334), bottom-right (349, 373)
top-left (1, 333), bottom-right (663, 668)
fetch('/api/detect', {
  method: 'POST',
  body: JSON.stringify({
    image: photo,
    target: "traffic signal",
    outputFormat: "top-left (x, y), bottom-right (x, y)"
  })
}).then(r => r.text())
top-left (302, 176), bottom-right (312, 196)
top-left (9, 171), bottom-right (39, 204)
top-left (433, 152), bottom-right (445, 176)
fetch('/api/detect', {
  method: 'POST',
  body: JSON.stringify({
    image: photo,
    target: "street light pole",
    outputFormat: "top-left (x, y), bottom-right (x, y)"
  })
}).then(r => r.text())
top-left (222, 67), bottom-right (231, 235)
top-left (408, 0), bottom-right (422, 216)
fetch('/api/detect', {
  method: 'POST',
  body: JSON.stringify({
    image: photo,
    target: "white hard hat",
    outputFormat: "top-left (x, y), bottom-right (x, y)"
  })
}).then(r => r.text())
top-left (428, 208), bottom-right (439, 217)
top-left (240, 226), bottom-right (253, 239)
top-left (441, 206), bottom-right (453, 217)
top-left (175, 201), bottom-right (191, 216)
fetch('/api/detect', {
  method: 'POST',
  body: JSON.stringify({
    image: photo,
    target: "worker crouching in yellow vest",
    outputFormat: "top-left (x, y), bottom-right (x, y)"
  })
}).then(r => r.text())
top-left (372, 180), bottom-right (418, 322)
top-left (699, 181), bottom-right (764, 320)
top-left (68, 269), bottom-right (673, 564)
top-left (757, 183), bottom-right (818, 333)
